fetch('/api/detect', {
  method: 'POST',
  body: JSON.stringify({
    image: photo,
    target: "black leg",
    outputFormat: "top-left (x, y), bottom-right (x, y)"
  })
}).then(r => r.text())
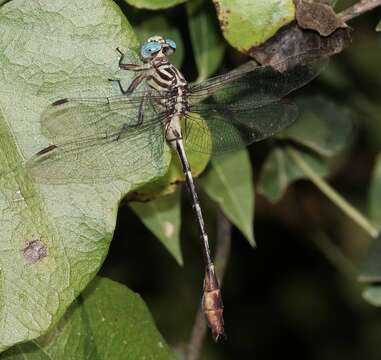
top-left (137, 91), bottom-right (148, 125)
top-left (115, 92), bottom-right (148, 141)
top-left (116, 47), bottom-right (146, 71)
top-left (116, 123), bottom-right (129, 141)
top-left (116, 47), bottom-right (125, 67)
top-left (108, 78), bottom-right (129, 94)
top-left (116, 115), bottom-right (145, 141)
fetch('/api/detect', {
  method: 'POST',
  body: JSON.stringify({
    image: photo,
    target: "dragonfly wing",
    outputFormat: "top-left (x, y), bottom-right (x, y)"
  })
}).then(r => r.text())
top-left (188, 59), bottom-right (327, 107)
top-left (184, 101), bottom-right (298, 154)
top-left (27, 119), bottom-right (168, 184)
top-left (40, 93), bottom-right (163, 143)
top-left (28, 94), bottom-right (169, 184)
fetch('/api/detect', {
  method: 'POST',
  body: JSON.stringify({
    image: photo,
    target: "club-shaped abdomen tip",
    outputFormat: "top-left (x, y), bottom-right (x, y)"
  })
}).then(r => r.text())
top-left (52, 98), bottom-right (69, 106)
top-left (202, 266), bottom-right (226, 342)
top-left (206, 308), bottom-right (226, 342)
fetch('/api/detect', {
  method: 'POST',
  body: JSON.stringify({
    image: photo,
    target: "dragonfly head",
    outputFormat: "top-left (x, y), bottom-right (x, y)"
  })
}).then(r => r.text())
top-left (141, 35), bottom-right (176, 62)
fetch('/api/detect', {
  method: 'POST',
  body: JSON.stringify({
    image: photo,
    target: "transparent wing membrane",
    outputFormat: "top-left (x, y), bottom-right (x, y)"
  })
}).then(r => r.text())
top-left (189, 59), bottom-right (327, 107)
top-left (184, 101), bottom-right (298, 154)
top-left (27, 121), bottom-right (167, 184)
top-left (28, 95), bottom-right (170, 184)
top-left (40, 93), bottom-right (167, 142)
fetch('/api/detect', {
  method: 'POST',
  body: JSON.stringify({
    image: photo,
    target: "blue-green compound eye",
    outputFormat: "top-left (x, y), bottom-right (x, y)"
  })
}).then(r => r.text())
top-left (165, 38), bottom-right (176, 50)
top-left (141, 41), bottom-right (162, 59)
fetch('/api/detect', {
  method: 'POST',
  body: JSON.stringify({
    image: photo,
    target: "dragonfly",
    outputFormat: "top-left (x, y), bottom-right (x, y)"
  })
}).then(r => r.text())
top-left (27, 35), bottom-right (325, 341)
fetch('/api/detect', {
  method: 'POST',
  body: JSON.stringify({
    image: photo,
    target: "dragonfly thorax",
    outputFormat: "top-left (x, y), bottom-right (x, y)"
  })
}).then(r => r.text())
top-left (145, 60), bottom-right (189, 114)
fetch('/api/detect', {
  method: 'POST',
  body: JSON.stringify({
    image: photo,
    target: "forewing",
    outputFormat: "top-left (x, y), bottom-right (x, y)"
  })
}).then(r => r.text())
top-left (184, 101), bottom-right (298, 154)
top-left (40, 93), bottom-right (164, 143)
top-left (28, 94), bottom-right (170, 184)
top-left (188, 59), bottom-right (327, 107)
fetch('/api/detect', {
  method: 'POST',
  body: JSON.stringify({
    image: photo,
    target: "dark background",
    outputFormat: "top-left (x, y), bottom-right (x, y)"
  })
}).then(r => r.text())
top-left (101, 3), bottom-right (381, 359)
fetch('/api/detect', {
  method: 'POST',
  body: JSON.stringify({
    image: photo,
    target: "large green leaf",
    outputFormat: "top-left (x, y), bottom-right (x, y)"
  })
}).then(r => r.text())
top-left (257, 147), bottom-right (328, 203)
top-left (377, 20), bottom-right (381, 32)
top-left (186, 0), bottom-right (225, 82)
top-left (130, 190), bottom-right (183, 265)
top-left (1, 277), bottom-right (175, 359)
top-left (199, 149), bottom-right (255, 246)
top-left (0, 0), bottom-right (170, 351)
top-left (212, 0), bottom-right (295, 52)
top-left (124, 0), bottom-right (186, 10)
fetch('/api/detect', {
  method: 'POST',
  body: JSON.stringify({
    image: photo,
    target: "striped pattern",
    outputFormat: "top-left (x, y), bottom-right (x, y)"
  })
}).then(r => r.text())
top-left (147, 60), bottom-right (189, 118)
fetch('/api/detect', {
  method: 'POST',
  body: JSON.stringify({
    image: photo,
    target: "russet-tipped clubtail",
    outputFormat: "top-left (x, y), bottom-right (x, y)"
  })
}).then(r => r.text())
top-left (27, 36), bottom-right (325, 341)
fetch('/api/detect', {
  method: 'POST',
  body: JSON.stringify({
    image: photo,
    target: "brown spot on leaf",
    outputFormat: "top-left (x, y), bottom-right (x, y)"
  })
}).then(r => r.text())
top-left (22, 239), bottom-right (47, 264)
top-left (294, 0), bottom-right (348, 36)
top-left (212, 1), bottom-right (229, 32)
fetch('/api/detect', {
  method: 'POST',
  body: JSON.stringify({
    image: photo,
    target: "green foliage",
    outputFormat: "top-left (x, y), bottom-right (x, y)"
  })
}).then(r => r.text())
top-left (212, 0), bottom-right (295, 51)
top-left (123, 0), bottom-right (186, 10)
top-left (258, 147), bottom-right (328, 203)
top-left (1, 277), bottom-right (174, 359)
top-left (258, 96), bottom-right (352, 202)
top-left (282, 96), bottom-right (353, 157)
top-left (369, 154), bottom-right (381, 226)
top-left (199, 149), bottom-right (255, 245)
top-left (186, 0), bottom-right (226, 82)
top-left (0, 0), bottom-right (157, 351)
top-left (359, 156), bottom-right (381, 306)
top-left (130, 190), bottom-right (183, 265)
top-left (0, 0), bottom-right (380, 357)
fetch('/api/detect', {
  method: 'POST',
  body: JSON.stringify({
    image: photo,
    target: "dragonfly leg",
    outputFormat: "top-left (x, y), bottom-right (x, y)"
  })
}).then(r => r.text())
top-left (116, 47), bottom-right (148, 72)
top-left (116, 47), bottom-right (124, 58)
top-left (116, 123), bottom-right (131, 141)
top-left (137, 90), bottom-right (148, 125)
top-left (109, 73), bottom-right (146, 95)
top-left (115, 93), bottom-right (147, 141)
top-left (183, 115), bottom-right (190, 139)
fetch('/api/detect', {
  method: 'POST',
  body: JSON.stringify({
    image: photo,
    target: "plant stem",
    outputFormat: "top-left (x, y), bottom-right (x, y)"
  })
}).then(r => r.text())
top-left (339, 0), bottom-right (381, 22)
top-left (288, 148), bottom-right (379, 239)
top-left (186, 210), bottom-right (232, 360)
